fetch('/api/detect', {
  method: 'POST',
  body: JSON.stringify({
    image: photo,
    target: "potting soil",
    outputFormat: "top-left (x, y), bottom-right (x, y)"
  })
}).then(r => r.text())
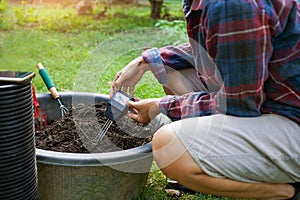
top-left (35, 103), bottom-right (161, 153)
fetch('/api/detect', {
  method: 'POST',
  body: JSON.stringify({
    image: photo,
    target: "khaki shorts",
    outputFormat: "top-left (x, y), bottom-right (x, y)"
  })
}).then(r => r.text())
top-left (170, 114), bottom-right (300, 183)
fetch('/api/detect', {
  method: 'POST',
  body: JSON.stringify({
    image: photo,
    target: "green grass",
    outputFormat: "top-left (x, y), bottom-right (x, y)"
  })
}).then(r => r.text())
top-left (141, 163), bottom-right (244, 200)
top-left (0, 2), bottom-right (250, 199)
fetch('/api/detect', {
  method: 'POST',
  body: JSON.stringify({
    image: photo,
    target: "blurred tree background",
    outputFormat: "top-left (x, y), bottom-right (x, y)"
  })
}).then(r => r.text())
top-left (3, 0), bottom-right (168, 19)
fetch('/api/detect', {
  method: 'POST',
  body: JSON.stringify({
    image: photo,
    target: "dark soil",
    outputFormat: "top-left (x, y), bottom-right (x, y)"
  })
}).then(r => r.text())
top-left (35, 103), bottom-right (164, 153)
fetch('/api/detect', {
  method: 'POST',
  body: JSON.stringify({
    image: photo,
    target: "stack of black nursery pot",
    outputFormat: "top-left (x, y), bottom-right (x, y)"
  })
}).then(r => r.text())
top-left (0, 71), bottom-right (38, 200)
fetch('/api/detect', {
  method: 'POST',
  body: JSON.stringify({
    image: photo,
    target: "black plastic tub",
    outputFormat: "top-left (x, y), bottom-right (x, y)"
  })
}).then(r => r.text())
top-left (36, 92), bottom-right (154, 200)
top-left (0, 81), bottom-right (38, 200)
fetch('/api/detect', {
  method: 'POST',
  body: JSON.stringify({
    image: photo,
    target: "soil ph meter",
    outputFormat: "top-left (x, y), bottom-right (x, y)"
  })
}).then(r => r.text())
top-left (97, 91), bottom-right (134, 140)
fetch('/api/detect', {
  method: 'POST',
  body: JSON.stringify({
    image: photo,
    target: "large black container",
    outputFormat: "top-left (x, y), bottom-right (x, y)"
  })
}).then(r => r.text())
top-left (0, 81), bottom-right (38, 200)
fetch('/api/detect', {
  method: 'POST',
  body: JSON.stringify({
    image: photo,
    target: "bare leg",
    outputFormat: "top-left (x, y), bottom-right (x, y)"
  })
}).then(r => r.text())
top-left (163, 70), bottom-right (192, 95)
top-left (152, 125), bottom-right (295, 200)
top-left (163, 68), bottom-right (206, 95)
top-left (163, 85), bottom-right (175, 95)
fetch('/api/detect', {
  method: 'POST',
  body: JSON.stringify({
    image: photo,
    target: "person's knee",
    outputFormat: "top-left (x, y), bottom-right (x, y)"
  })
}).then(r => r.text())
top-left (152, 127), bottom-right (178, 180)
top-left (152, 125), bottom-right (176, 161)
top-left (152, 125), bottom-right (203, 180)
top-left (152, 125), bottom-right (182, 171)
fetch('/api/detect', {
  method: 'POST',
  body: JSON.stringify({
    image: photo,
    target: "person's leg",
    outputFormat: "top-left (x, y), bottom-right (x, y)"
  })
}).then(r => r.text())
top-left (162, 68), bottom-right (206, 95)
top-left (152, 124), bottom-right (295, 199)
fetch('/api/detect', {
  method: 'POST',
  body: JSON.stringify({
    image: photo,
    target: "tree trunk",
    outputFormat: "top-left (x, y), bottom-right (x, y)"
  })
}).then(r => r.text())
top-left (149, 0), bottom-right (163, 19)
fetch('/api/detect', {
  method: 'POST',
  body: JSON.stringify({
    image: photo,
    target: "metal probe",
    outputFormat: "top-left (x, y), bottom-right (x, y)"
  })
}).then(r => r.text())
top-left (97, 91), bottom-right (134, 141)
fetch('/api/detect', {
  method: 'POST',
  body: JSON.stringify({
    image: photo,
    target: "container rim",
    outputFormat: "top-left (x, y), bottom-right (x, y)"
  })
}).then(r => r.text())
top-left (36, 142), bottom-right (152, 166)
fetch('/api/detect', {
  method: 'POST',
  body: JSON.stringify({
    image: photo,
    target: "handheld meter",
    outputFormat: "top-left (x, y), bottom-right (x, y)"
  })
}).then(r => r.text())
top-left (105, 91), bottom-right (134, 121)
top-left (97, 91), bottom-right (134, 140)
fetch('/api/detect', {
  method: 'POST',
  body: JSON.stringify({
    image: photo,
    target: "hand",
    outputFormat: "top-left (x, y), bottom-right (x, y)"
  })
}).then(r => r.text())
top-left (127, 98), bottom-right (161, 124)
top-left (109, 56), bottom-right (150, 97)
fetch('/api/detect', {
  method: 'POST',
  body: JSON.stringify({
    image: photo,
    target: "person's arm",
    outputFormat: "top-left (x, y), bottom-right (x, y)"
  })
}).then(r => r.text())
top-left (110, 43), bottom-right (194, 97)
top-left (142, 43), bottom-right (195, 84)
top-left (158, 0), bottom-right (272, 121)
top-left (109, 56), bottom-right (150, 97)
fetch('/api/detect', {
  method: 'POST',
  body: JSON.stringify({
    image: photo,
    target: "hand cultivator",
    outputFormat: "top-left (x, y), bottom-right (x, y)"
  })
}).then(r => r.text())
top-left (36, 63), bottom-right (69, 117)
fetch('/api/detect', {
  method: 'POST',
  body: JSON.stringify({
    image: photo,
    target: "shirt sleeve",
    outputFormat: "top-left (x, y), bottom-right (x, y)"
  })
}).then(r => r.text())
top-left (157, 0), bottom-right (273, 121)
top-left (141, 43), bottom-right (195, 84)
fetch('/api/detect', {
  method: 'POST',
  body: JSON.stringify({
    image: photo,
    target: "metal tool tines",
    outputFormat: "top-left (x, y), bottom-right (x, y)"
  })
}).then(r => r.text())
top-left (57, 98), bottom-right (69, 117)
top-left (96, 119), bottom-right (113, 140)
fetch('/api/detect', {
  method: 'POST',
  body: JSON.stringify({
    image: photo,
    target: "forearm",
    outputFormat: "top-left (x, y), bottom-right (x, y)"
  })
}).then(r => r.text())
top-left (133, 56), bottom-right (151, 73)
top-left (141, 43), bottom-right (195, 84)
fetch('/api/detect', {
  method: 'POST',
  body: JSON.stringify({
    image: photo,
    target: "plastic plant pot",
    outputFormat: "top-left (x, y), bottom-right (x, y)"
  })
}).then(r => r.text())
top-left (35, 92), bottom-right (153, 200)
top-left (0, 81), bottom-right (38, 200)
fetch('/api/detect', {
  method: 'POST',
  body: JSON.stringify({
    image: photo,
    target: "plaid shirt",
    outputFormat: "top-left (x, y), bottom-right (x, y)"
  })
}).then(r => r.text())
top-left (142, 0), bottom-right (300, 124)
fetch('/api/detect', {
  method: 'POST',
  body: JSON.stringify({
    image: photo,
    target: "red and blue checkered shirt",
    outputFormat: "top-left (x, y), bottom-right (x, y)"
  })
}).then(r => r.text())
top-left (142, 0), bottom-right (300, 124)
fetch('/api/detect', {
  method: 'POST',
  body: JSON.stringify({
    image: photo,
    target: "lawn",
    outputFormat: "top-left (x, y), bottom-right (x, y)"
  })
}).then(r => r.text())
top-left (0, 1), bottom-right (249, 199)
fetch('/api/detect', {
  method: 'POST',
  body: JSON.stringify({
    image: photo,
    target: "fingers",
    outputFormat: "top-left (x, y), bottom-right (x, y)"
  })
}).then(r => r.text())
top-left (110, 71), bottom-right (129, 97)
top-left (127, 101), bottom-right (140, 122)
top-left (109, 56), bottom-right (147, 97)
top-left (127, 111), bottom-right (139, 122)
top-left (127, 101), bottom-right (145, 123)
top-left (109, 71), bottom-right (135, 98)
top-left (129, 86), bottom-right (134, 97)
top-left (128, 99), bottom-right (139, 113)
top-left (127, 100), bottom-right (157, 124)
top-left (109, 72), bottom-right (121, 97)
top-left (121, 86), bottom-right (128, 94)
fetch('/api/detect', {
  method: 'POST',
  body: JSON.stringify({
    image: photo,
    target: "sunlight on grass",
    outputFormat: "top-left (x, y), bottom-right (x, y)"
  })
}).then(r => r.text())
top-left (0, 30), bottom-right (106, 92)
